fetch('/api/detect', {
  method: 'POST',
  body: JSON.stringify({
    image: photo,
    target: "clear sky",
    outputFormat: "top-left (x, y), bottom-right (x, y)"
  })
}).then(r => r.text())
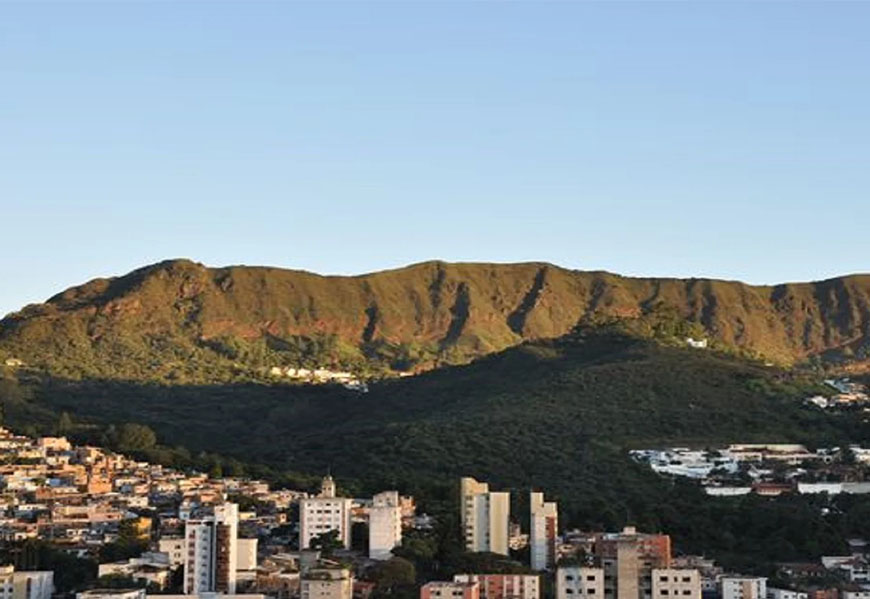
top-left (2, 2), bottom-right (870, 317)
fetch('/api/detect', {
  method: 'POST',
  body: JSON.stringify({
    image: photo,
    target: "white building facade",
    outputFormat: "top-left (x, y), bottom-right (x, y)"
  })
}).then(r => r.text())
top-left (0, 567), bottom-right (53, 599)
top-left (184, 502), bottom-right (240, 594)
top-left (369, 491), bottom-right (402, 560)
top-left (460, 477), bottom-right (510, 555)
top-left (299, 477), bottom-right (353, 550)
top-left (556, 566), bottom-right (605, 599)
top-left (721, 577), bottom-right (767, 599)
top-left (530, 491), bottom-right (558, 571)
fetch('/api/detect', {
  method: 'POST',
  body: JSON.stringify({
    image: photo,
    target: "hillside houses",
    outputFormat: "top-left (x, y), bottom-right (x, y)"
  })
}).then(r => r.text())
top-left (267, 367), bottom-right (368, 392)
top-left (805, 379), bottom-right (870, 411)
top-left (631, 444), bottom-right (870, 496)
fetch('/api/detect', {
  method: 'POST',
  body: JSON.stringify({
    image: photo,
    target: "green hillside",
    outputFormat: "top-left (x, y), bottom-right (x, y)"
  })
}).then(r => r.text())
top-left (3, 260), bottom-right (870, 383)
top-left (4, 329), bottom-right (870, 569)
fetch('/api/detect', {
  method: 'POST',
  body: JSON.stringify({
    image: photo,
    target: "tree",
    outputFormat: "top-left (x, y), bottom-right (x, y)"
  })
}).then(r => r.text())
top-left (310, 530), bottom-right (343, 558)
top-left (55, 412), bottom-right (74, 436)
top-left (367, 557), bottom-right (416, 589)
top-left (116, 423), bottom-right (157, 453)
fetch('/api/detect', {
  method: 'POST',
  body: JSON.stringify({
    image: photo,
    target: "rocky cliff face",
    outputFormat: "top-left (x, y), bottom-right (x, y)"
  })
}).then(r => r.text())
top-left (2, 259), bottom-right (870, 379)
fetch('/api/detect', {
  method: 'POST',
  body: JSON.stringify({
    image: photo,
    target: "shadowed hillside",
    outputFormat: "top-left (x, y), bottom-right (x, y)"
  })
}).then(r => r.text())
top-left (3, 329), bottom-right (869, 571)
top-left (2, 259), bottom-right (870, 381)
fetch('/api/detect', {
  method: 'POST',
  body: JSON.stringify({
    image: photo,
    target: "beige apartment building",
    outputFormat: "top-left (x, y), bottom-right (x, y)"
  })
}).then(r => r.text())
top-left (454, 574), bottom-right (540, 599)
top-left (557, 528), bottom-right (699, 599)
top-left (557, 567), bottom-right (605, 599)
top-left (651, 570), bottom-right (701, 599)
top-left (0, 566), bottom-right (53, 599)
top-left (460, 477), bottom-right (510, 555)
top-left (300, 567), bottom-right (353, 599)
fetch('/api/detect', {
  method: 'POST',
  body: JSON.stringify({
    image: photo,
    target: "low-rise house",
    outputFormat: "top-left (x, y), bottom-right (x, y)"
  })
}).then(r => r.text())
top-left (97, 552), bottom-right (172, 589)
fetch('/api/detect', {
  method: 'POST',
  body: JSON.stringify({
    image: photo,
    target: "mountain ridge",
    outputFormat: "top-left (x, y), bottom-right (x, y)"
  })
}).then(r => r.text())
top-left (3, 258), bottom-right (870, 381)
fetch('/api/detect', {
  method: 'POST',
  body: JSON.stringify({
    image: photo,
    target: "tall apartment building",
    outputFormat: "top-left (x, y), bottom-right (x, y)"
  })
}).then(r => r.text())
top-left (369, 491), bottom-right (403, 560)
top-left (299, 476), bottom-right (353, 550)
top-left (454, 574), bottom-right (540, 599)
top-left (421, 582), bottom-right (480, 599)
top-left (529, 491), bottom-right (558, 571)
top-left (0, 566), bottom-right (54, 599)
top-left (460, 477), bottom-right (510, 555)
top-left (300, 567), bottom-right (353, 599)
top-left (720, 577), bottom-right (767, 599)
top-left (184, 502), bottom-right (239, 594)
top-left (557, 528), bottom-right (697, 599)
top-left (597, 527), bottom-right (671, 599)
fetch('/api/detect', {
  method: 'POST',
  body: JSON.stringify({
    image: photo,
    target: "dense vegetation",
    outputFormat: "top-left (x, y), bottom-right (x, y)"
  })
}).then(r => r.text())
top-left (3, 259), bottom-right (870, 383)
top-left (3, 329), bottom-right (870, 573)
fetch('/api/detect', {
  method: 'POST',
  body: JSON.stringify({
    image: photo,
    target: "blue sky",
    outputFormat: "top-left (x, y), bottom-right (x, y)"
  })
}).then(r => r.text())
top-left (2, 2), bottom-right (870, 317)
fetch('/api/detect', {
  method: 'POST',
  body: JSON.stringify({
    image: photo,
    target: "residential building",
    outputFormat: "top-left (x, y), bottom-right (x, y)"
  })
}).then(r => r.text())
top-left (369, 491), bottom-right (402, 561)
top-left (460, 477), bottom-right (510, 555)
top-left (97, 553), bottom-right (171, 589)
top-left (454, 574), bottom-right (540, 599)
top-left (651, 569), bottom-right (701, 599)
top-left (530, 491), bottom-right (558, 571)
top-left (299, 477), bottom-right (353, 550)
top-left (158, 595), bottom-right (266, 599)
top-left (301, 567), bottom-right (353, 599)
top-left (76, 592), bottom-right (145, 599)
top-left (0, 566), bottom-right (54, 599)
top-left (767, 589), bottom-right (808, 599)
top-left (158, 537), bottom-right (186, 567)
top-left (237, 538), bottom-right (258, 573)
top-left (184, 502), bottom-right (240, 594)
top-left (558, 528), bottom-right (696, 599)
top-left (721, 577), bottom-right (767, 599)
top-left (556, 567), bottom-right (605, 599)
top-left (421, 582), bottom-right (480, 599)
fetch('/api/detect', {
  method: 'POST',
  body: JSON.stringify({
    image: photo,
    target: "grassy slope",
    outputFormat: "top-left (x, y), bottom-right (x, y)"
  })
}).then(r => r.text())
top-left (2, 260), bottom-right (870, 382)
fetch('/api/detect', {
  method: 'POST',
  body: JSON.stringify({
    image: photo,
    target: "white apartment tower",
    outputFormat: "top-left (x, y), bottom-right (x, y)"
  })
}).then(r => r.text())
top-left (183, 502), bottom-right (239, 595)
top-left (460, 477), bottom-right (510, 555)
top-left (530, 491), bottom-right (558, 571)
top-left (369, 490), bottom-right (403, 560)
top-left (299, 476), bottom-right (353, 550)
